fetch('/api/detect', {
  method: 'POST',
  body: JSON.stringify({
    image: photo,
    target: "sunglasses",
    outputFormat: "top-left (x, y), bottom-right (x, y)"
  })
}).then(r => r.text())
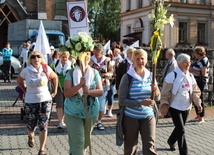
top-left (30, 55), bottom-right (41, 59)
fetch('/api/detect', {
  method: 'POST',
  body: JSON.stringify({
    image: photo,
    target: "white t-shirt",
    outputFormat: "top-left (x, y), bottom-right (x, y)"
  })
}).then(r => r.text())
top-left (20, 65), bottom-right (52, 103)
top-left (20, 48), bottom-right (29, 65)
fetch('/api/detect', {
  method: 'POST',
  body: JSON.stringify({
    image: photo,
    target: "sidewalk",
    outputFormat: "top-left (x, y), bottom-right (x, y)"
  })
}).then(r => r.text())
top-left (1, 79), bottom-right (214, 129)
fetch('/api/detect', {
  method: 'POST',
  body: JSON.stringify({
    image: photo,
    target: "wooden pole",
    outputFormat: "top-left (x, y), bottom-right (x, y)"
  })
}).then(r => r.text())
top-left (151, 63), bottom-right (156, 100)
top-left (80, 61), bottom-right (92, 155)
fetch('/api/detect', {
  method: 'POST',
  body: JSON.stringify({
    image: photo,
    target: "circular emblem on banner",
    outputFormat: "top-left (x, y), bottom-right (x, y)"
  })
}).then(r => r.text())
top-left (69, 6), bottom-right (86, 22)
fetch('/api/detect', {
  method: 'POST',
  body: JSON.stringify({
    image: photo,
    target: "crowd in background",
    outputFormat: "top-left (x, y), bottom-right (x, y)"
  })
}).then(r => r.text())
top-left (1, 39), bottom-right (210, 155)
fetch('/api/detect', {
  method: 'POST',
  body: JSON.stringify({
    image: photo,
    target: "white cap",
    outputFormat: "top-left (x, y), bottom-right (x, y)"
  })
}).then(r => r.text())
top-left (50, 46), bottom-right (55, 50)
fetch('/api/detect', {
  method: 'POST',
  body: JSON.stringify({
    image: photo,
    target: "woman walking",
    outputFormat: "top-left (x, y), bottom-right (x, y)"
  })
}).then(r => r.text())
top-left (160, 53), bottom-right (202, 155)
top-left (17, 51), bottom-right (58, 155)
top-left (190, 46), bottom-right (210, 124)
top-left (118, 49), bottom-right (160, 155)
top-left (64, 50), bottom-right (103, 155)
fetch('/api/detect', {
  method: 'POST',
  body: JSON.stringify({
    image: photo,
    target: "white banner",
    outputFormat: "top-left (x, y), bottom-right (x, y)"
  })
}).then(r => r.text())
top-left (67, 1), bottom-right (89, 37)
top-left (123, 40), bottom-right (139, 58)
top-left (104, 40), bottom-right (111, 55)
top-left (34, 20), bottom-right (51, 63)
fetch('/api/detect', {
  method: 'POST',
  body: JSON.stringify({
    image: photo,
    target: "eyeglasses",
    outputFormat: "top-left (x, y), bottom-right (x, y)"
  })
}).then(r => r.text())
top-left (30, 55), bottom-right (41, 59)
top-left (183, 61), bottom-right (191, 65)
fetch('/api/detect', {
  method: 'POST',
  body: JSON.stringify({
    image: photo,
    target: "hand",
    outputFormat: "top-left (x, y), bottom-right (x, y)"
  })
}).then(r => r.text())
top-left (151, 83), bottom-right (158, 92)
top-left (197, 105), bottom-right (203, 113)
top-left (189, 67), bottom-right (194, 72)
top-left (80, 77), bottom-right (86, 87)
top-left (51, 92), bottom-right (56, 98)
top-left (101, 73), bottom-right (108, 78)
top-left (140, 99), bottom-right (155, 107)
top-left (82, 85), bottom-right (89, 95)
top-left (151, 83), bottom-right (159, 97)
top-left (160, 104), bottom-right (169, 117)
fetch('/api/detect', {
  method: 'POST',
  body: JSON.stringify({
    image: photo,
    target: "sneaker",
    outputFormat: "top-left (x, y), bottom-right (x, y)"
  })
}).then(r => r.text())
top-left (104, 106), bottom-right (107, 115)
top-left (107, 111), bottom-right (113, 117)
top-left (194, 119), bottom-right (205, 125)
top-left (62, 122), bottom-right (66, 127)
top-left (57, 123), bottom-right (63, 129)
top-left (190, 118), bottom-right (199, 122)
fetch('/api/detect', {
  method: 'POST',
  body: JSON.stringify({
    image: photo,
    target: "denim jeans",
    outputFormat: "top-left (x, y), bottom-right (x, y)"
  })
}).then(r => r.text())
top-left (106, 84), bottom-right (115, 106)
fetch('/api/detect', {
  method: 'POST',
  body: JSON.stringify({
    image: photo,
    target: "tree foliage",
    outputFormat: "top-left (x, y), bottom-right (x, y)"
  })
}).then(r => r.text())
top-left (87, 0), bottom-right (120, 42)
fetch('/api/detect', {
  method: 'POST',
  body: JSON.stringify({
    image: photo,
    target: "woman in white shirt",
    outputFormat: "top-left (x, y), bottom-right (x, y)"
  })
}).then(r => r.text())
top-left (160, 53), bottom-right (202, 155)
top-left (17, 51), bottom-right (58, 155)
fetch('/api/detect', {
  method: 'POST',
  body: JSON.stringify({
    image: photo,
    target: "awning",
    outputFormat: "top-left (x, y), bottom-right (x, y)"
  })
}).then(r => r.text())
top-left (123, 32), bottom-right (142, 38)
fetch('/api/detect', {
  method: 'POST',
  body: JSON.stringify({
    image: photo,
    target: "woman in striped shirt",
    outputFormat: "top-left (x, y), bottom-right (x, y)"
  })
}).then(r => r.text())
top-left (118, 49), bottom-right (160, 155)
top-left (190, 46), bottom-right (210, 124)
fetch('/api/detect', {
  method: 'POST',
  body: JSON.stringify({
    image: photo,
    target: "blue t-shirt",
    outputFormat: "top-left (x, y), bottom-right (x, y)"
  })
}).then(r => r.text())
top-left (64, 68), bottom-right (101, 118)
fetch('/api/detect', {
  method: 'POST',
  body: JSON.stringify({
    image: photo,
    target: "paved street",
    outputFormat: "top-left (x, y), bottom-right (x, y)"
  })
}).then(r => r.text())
top-left (1, 79), bottom-right (214, 155)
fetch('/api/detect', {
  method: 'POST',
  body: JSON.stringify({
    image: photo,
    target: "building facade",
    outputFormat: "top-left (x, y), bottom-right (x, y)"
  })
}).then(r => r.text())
top-left (0, 0), bottom-right (77, 50)
top-left (120, 0), bottom-right (214, 49)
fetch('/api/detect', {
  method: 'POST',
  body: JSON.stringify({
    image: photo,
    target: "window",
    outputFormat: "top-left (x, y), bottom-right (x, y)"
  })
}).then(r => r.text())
top-left (197, 23), bottom-right (206, 44)
top-left (127, 0), bottom-right (131, 11)
top-left (137, 0), bottom-right (143, 9)
top-left (55, 0), bottom-right (66, 16)
top-left (181, 0), bottom-right (188, 3)
top-left (127, 26), bottom-right (131, 34)
top-left (199, 0), bottom-right (205, 4)
top-left (179, 22), bottom-right (188, 43)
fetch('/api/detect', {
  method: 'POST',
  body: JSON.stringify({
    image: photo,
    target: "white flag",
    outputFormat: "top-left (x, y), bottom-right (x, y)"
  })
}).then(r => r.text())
top-left (104, 40), bottom-right (111, 55)
top-left (34, 20), bottom-right (51, 63)
top-left (123, 40), bottom-right (139, 58)
top-left (130, 40), bottom-right (139, 48)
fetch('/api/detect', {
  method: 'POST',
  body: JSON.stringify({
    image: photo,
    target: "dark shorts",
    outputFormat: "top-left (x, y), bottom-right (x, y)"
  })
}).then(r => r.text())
top-left (24, 100), bottom-right (52, 132)
top-left (54, 87), bottom-right (65, 108)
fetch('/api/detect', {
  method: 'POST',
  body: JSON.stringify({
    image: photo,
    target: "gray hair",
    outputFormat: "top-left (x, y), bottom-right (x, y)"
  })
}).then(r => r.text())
top-left (166, 48), bottom-right (175, 56)
top-left (94, 43), bottom-right (104, 52)
top-left (176, 53), bottom-right (190, 64)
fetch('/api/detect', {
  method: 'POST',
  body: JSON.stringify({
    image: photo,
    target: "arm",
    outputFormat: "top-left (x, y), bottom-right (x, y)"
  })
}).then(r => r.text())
top-left (49, 71), bottom-right (58, 98)
top-left (192, 83), bottom-right (203, 113)
top-left (64, 75), bottom-right (85, 98)
top-left (20, 51), bottom-right (24, 65)
top-left (118, 75), bottom-right (156, 108)
top-left (201, 66), bottom-right (208, 77)
top-left (115, 61), bottom-right (123, 90)
top-left (83, 81), bottom-right (103, 97)
top-left (192, 84), bottom-right (202, 106)
top-left (118, 75), bottom-right (141, 107)
top-left (83, 70), bottom-right (103, 97)
top-left (151, 79), bottom-right (161, 101)
top-left (160, 81), bottom-right (173, 116)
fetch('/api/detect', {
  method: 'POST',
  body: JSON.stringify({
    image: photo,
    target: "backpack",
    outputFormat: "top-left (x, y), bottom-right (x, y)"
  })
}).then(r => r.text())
top-left (42, 64), bottom-right (55, 94)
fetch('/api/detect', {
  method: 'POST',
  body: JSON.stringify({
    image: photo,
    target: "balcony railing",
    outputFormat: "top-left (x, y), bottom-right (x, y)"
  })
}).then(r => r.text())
top-left (165, 0), bottom-right (209, 5)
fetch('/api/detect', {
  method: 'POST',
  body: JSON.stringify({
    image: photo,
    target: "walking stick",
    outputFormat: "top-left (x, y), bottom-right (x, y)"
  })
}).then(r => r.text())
top-left (79, 57), bottom-right (92, 155)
